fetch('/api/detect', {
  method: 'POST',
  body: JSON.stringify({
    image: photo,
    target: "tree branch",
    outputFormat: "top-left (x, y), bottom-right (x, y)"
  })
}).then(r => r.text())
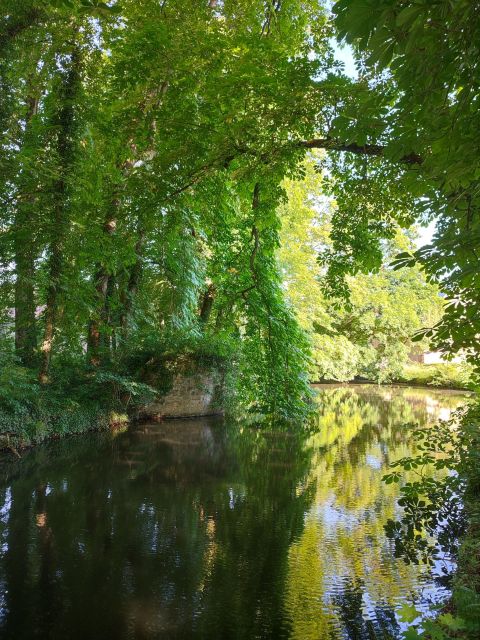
top-left (299, 138), bottom-right (423, 165)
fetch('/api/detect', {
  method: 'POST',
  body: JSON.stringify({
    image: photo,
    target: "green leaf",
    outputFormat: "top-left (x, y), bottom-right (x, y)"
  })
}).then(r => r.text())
top-left (438, 613), bottom-right (466, 631)
top-left (396, 5), bottom-right (423, 28)
top-left (398, 603), bottom-right (421, 624)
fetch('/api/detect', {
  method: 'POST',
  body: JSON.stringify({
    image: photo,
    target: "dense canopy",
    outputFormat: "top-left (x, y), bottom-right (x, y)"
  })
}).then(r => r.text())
top-left (0, 0), bottom-right (479, 422)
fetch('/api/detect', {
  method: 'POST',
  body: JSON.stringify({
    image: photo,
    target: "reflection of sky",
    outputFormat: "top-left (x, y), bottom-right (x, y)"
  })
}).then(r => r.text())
top-left (286, 386), bottom-right (467, 638)
top-left (366, 454), bottom-right (382, 470)
top-left (317, 499), bottom-right (359, 532)
top-left (0, 489), bottom-right (11, 524)
top-left (0, 491), bottom-right (10, 624)
top-left (0, 488), bottom-right (11, 556)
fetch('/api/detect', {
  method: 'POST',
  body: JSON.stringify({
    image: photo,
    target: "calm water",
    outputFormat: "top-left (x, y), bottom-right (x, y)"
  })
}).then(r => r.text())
top-left (0, 385), bottom-right (468, 639)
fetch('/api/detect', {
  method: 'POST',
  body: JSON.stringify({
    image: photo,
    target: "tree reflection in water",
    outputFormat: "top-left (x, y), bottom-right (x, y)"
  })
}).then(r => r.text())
top-left (0, 385), bottom-right (469, 639)
top-left (333, 580), bottom-right (399, 640)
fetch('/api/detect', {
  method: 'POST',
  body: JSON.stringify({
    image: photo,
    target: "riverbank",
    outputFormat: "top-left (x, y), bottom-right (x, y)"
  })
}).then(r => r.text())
top-left (0, 397), bottom-right (125, 453)
top-left (2, 374), bottom-right (472, 453)
top-left (0, 361), bottom-right (157, 450)
top-left (314, 360), bottom-right (473, 391)
top-left (0, 353), bottom-right (227, 451)
top-left (314, 379), bottom-right (472, 393)
top-left (397, 362), bottom-right (473, 390)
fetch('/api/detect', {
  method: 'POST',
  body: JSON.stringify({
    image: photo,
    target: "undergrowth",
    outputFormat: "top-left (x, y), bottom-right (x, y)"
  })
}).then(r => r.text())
top-left (0, 332), bottom-right (234, 449)
top-left (399, 363), bottom-right (473, 390)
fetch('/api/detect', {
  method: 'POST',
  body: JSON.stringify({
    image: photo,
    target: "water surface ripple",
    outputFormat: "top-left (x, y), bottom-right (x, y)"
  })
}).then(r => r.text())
top-left (0, 385), bottom-right (467, 639)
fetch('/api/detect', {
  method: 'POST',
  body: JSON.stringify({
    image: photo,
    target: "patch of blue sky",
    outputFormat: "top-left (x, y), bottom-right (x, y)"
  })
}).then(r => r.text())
top-left (331, 38), bottom-right (358, 79)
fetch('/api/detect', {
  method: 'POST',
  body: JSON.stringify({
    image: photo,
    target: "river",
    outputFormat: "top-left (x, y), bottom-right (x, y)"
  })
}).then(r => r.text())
top-left (0, 385), bottom-right (468, 639)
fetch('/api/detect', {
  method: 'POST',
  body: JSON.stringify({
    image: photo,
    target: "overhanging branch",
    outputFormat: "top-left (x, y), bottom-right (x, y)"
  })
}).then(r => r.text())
top-left (299, 138), bottom-right (423, 165)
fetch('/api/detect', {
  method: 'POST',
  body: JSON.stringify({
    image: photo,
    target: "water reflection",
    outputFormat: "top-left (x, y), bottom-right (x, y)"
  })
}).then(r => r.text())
top-left (0, 385), bottom-right (468, 639)
top-left (284, 385), bottom-right (467, 639)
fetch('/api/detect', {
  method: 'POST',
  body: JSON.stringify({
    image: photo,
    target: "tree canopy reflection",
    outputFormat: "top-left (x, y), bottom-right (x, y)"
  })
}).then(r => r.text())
top-left (0, 386), bottom-right (468, 639)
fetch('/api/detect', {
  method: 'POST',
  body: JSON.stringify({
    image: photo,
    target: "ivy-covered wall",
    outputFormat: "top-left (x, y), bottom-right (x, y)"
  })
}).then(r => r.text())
top-left (140, 370), bottom-right (225, 419)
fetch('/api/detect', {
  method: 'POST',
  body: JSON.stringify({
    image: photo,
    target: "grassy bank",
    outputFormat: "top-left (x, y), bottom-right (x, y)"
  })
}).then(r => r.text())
top-left (397, 362), bottom-right (473, 390)
top-left (315, 362), bottom-right (473, 391)
top-left (0, 337), bottom-right (232, 451)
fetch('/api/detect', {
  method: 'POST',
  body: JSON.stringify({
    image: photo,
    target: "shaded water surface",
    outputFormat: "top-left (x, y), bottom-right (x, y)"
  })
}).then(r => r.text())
top-left (0, 385), bottom-right (468, 639)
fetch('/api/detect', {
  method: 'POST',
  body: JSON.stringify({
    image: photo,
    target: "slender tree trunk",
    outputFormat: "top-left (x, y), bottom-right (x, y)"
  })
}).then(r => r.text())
top-left (39, 44), bottom-right (81, 383)
top-left (105, 274), bottom-right (117, 354)
top-left (87, 156), bottom-right (134, 365)
top-left (119, 231), bottom-right (145, 339)
top-left (39, 225), bottom-right (64, 383)
top-left (14, 94), bottom-right (39, 366)
top-left (87, 212), bottom-right (118, 366)
top-left (14, 215), bottom-right (37, 365)
top-left (199, 283), bottom-right (215, 324)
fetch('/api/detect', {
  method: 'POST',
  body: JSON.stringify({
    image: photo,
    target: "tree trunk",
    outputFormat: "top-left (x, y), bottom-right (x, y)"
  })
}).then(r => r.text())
top-left (14, 94), bottom-right (39, 366)
top-left (199, 283), bottom-right (215, 324)
top-left (87, 212), bottom-right (118, 366)
top-left (39, 44), bottom-right (81, 383)
top-left (119, 232), bottom-right (145, 339)
top-left (14, 216), bottom-right (37, 366)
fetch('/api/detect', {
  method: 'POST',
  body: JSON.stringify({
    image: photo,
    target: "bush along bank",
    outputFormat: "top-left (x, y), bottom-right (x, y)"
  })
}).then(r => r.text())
top-left (0, 364), bottom-right (153, 451)
top-left (0, 335), bottom-right (233, 451)
top-left (450, 405), bottom-right (480, 639)
top-left (382, 402), bottom-right (480, 639)
top-left (397, 362), bottom-right (474, 391)
top-left (315, 362), bottom-right (474, 391)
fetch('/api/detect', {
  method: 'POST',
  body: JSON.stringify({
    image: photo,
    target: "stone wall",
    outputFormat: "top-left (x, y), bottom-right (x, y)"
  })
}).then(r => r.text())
top-left (140, 370), bottom-right (224, 419)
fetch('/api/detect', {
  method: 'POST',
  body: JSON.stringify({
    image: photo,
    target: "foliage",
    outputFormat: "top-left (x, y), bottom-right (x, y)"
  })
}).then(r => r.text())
top-left (0, 0), bottom-right (336, 422)
top-left (382, 420), bottom-right (465, 567)
top-left (2, 0), bottom-right (477, 424)
top-left (278, 159), bottom-right (444, 384)
top-left (320, 0), bottom-right (480, 373)
top-left (321, 7), bottom-right (480, 636)
top-left (0, 349), bottom-right (156, 447)
top-left (382, 403), bottom-right (480, 639)
top-left (1, 1), bottom-right (479, 635)
top-left (312, 334), bottom-right (361, 382)
top-left (400, 363), bottom-right (474, 391)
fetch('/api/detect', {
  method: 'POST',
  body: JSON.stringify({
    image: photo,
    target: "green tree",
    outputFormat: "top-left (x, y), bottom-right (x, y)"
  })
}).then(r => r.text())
top-left (0, 0), bottom-right (333, 419)
top-left (300, 1), bottom-right (480, 376)
top-left (278, 159), bottom-right (444, 383)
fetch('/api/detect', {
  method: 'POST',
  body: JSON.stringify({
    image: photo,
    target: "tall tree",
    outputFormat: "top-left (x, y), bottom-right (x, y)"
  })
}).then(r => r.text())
top-left (39, 34), bottom-right (83, 382)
